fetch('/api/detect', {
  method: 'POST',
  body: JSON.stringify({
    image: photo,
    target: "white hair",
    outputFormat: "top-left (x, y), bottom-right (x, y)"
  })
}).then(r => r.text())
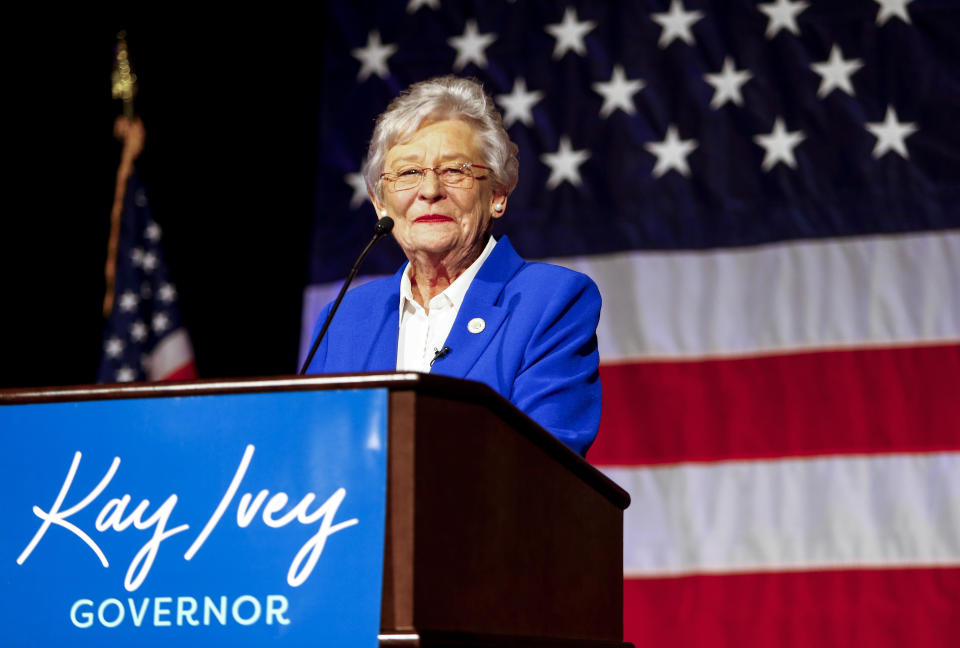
top-left (363, 75), bottom-right (520, 200)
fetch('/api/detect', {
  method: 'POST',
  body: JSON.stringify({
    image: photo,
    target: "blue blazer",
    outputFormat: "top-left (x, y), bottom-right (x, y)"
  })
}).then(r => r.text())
top-left (305, 236), bottom-right (601, 456)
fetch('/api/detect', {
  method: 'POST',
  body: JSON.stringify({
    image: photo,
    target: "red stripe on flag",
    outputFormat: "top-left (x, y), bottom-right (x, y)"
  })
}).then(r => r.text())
top-left (624, 567), bottom-right (960, 647)
top-left (162, 361), bottom-right (198, 381)
top-left (590, 343), bottom-right (960, 465)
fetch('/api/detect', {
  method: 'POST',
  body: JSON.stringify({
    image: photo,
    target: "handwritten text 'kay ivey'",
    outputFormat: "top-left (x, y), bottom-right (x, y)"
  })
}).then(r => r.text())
top-left (16, 444), bottom-right (358, 591)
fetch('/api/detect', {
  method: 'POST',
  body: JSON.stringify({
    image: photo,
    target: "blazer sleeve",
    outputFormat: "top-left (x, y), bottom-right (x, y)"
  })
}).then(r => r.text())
top-left (510, 269), bottom-right (602, 456)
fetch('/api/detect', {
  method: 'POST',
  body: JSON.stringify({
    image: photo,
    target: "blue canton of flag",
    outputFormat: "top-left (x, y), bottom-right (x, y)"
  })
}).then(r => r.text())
top-left (309, 0), bottom-right (959, 281)
top-left (98, 171), bottom-right (196, 383)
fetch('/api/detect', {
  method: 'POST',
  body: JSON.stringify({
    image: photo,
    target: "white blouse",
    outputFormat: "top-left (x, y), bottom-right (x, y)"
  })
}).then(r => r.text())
top-left (396, 236), bottom-right (497, 372)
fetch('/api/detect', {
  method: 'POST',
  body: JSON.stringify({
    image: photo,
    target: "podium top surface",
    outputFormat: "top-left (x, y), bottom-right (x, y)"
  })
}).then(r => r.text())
top-left (0, 372), bottom-right (629, 509)
top-left (0, 372), bottom-right (433, 403)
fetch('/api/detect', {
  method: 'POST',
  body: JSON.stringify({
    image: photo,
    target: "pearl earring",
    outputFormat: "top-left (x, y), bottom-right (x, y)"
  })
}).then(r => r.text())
top-left (494, 204), bottom-right (504, 213)
top-left (380, 209), bottom-right (388, 217)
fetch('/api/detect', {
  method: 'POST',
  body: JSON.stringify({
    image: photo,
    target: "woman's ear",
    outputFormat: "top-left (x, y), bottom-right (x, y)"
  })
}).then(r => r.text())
top-left (369, 191), bottom-right (388, 218)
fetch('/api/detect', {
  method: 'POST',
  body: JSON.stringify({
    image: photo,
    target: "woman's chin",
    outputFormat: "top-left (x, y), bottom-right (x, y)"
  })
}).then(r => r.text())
top-left (408, 236), bottom-right (464, 257)
top-left (407, 229), bottom-right (460, 253)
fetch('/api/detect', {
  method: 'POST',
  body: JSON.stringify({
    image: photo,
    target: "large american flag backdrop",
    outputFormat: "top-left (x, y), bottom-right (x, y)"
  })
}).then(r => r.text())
top-left (302, 1), bottom-right (960, 645)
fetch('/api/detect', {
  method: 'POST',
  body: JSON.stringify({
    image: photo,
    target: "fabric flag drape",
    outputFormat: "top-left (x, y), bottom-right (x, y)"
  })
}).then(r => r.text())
top-left (98, 171), bottom-right (196, 383)
top-left (303, 2), bottom-right (960, 645)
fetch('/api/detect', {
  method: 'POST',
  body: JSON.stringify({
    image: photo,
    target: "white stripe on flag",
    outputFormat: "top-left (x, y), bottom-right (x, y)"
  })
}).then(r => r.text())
top-left (547, 230), bottom-right (960, 360)
top-left (602, 452), bottom-right (960, 576)
top-left (147, 328), bottom-right (194, 380)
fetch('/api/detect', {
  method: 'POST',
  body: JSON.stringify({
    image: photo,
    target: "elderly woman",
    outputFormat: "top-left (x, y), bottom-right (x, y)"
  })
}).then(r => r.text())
top-left (305, 76), bottom-right (601, 456)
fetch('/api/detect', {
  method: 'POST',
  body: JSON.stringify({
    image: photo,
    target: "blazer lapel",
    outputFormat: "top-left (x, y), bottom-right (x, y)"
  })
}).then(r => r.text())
top-left (431, 237), bottom-right (525, 378)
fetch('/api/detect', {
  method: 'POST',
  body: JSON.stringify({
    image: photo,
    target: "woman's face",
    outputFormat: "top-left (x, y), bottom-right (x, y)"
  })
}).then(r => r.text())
top-left (373, 119), bottom-right (506, 268)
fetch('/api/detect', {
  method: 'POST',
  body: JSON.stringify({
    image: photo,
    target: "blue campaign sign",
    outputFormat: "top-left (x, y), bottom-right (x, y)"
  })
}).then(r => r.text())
top-left (0, 388), bottom-right (388, 647)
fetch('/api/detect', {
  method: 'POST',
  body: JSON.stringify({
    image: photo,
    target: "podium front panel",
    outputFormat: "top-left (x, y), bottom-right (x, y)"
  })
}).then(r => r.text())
top-left (1, 388), bottom-right (389, 648)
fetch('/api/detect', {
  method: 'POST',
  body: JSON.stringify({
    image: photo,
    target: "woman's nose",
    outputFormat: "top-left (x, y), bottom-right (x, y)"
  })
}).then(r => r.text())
top-left (419, 169), bottom-right (444, 198)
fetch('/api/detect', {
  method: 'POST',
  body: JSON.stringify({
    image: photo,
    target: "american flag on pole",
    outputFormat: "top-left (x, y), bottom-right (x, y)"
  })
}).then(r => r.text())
top-left (303, 2), bottom-right (960, 645)
top-left (98, 171), bottom-right (197, 384)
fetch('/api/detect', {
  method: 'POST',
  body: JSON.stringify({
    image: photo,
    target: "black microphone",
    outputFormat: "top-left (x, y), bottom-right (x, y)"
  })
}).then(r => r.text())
top-left (299, 217), bottom-right (394, 375)
top-left (430, 346), bottom-right (451, 367)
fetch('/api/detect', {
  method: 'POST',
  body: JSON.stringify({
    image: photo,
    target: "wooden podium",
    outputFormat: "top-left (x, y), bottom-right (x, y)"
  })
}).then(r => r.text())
top-left (2, 373), bottom-right (630, 648)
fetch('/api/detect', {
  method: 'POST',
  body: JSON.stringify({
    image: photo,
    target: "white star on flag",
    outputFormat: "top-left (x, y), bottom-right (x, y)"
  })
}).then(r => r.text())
top-left (141, 252), bottom-right (158, 272)
top-left (866, 106), bottom-right (917, 159)
top-left (104, 337), bottom-right (124, 358)
top-left (345, 172), bottom-right (369, 209)
top-left (152, 313), bottom-right (171, 334)
top-left (652, 0), bottom-right (704, 48)
top-left (811, 45), bottom-right (864, 98)
top-left (130, 247), bottom-right (144, 266)
top-left (875, 0), bottom-right (913, 25)
top-left (704, 57), bottom-right (753, 108)
top-left (754, 117), bottom-right (806, 171)
top-left (406, 0), bottom-right (439, 13)
top-left (540, 136), bottom-right (590, 189)
top-left (352, 31), bottom-right (397, 81)
top-left (544, 7), bottom-right (596, 59)
top-left (116, 367), bottom-right (136, 383)
top-left (118, 291), bottom-right (139, 312)
top-left (758, 0), bottom-right (809, 38)
top-left (130, 321), bottom-right (148, 342)
top-left (448, 19), bottom-right (496, 71)
top-left (158, 283), bottom-right (177, 302)
top-left (134, 189), bottom-right (148, 207)
top-left (144, 222), bottom-right (161, 241)
top-left (496, 78), bottom-right (544, 128)
top-left (592, 65), bottom-right (644, 118)
top-left (645, 125), bottom-right (698, 178)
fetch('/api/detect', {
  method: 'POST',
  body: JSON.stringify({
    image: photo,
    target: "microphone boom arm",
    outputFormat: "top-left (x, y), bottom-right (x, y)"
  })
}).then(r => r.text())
top-left (298, 217), bottom-right (394, 375)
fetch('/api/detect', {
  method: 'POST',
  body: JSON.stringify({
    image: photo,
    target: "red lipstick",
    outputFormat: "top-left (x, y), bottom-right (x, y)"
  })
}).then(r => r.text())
top-left (414, 214), bottom-right (454, 223)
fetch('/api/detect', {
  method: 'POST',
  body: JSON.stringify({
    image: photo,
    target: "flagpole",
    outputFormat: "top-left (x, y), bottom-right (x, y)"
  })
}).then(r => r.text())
top-left (103, 31), bottom-right (144, 317)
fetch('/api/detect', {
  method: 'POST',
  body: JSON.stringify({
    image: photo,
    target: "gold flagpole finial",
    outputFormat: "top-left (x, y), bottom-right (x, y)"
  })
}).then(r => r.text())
top-left (111, 31), bottom-right (137, 119)
top-left (104, 30), bottom-right (145, 317)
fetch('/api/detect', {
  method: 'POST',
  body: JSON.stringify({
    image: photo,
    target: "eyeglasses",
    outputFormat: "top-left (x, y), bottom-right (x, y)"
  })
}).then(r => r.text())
top-left (380, 163), bottom-right (490, 192)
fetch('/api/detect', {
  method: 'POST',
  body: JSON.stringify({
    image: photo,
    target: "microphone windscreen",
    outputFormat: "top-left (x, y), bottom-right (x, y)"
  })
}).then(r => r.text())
top-left (375, 216), bottom-right (395, 235)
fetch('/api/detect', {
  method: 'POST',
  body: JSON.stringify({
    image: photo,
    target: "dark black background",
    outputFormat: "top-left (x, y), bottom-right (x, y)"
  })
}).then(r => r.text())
top-left (4, 20), bottom-right (324, 388)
